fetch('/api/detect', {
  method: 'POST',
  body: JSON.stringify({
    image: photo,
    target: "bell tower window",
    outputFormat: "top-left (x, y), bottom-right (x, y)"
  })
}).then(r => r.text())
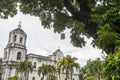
top-left (17, 52), bottom-right (21, 60)
top-left (20, 37), bottom-right (23, 43)
top-left (33, 62), bottom-right (36, 69)
top-left (14, 35), bottom-right (17, 42)
top-left (4, 52), bottom-right (7, 59)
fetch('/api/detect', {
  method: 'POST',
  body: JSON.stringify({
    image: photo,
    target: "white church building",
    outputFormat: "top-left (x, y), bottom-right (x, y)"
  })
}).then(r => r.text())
top-left (1, 24), bottom-right (79, 80)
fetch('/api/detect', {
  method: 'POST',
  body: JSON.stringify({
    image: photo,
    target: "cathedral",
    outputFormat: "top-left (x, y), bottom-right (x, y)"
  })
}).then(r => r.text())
top-left (1, 24), bottom-right (79, 80)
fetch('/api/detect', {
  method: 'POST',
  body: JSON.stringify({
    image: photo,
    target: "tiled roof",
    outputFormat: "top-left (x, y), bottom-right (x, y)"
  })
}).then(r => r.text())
top-left (12, 27), bottom-right (24, 33)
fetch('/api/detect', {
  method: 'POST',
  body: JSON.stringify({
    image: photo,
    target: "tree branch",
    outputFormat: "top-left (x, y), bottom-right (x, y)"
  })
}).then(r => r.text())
top-left (55, 9), bottom-right (72, 19)
top-left (63, 0), bottom-right (76, 15)
top-left (63, 0), bottom-right (97, 38)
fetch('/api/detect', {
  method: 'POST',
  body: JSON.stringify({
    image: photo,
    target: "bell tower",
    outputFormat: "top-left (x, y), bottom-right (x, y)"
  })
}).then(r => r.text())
top-left (2, 23), bottom-right (27, 80)
top-left (3, 23), bottom-right (27, 61)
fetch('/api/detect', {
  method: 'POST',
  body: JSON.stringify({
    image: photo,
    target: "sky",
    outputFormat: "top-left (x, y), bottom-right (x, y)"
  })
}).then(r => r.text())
top-left (0, 10), bottom-right (104, 66)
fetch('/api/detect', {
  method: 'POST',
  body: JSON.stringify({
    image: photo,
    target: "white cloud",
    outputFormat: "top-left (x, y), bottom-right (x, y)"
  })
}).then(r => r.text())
top-left (0, 11), bottom-right (103, 66)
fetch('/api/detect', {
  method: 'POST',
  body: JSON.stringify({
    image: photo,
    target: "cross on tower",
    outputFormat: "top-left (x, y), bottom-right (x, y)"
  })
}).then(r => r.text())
top-left (18, 21), bottom-right (22, 28)
top-left (58, 46), bottom-right (60, 50)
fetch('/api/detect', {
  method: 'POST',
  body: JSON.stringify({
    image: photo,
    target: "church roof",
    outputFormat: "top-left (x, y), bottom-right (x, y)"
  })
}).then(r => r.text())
top-left (27, 53), bottom-right (48, 59)
top-left (12, 27), bottom-right (24, 33)
top-left (11, 24), bottom-right (25, 33)
top-left (53, 49), bottom-right (63, 56)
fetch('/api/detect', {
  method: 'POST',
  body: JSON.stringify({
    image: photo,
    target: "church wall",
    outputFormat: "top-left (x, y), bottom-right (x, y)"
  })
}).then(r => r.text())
top-left (28, 70), bottom-right (42, 80)
top-left (72, 74), bottom-right (79, 80)
top-left (3, 48), bottom-right (9, 61)
top-left (10, 68), bottom-right (16, 77)
top-left (27, 56), bottom-right (47, 80)
top-left (59, 73), bottom-right (79, 80)
top-left (2, 68), bottom-right (7, 80)
top-left (8, 32), bottom-right (14, 44)
top-left (8, 48), bottom-right (26, 61)
top-left (27, 56), bottom-right (46, 70)
top-left (2, 67), bottom-right (11, 80)
top-left (49, 55), bottom-right (55, 61)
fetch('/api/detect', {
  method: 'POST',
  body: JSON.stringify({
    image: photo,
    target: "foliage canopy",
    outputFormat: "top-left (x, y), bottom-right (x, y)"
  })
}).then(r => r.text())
top-left (0, 0), bottom-right (120, 54)
top-left (102, 48), bottom-right (120, 80)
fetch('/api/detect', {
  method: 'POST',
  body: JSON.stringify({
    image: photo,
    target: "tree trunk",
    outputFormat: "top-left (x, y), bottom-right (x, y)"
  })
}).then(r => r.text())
top-left (26, 71), bottom-right (29, 80)
top-left (66, 70), bottom-right (69, 80)
top-left (43, 75), bottom-right (44, 80)
top-left (21, 72), bottom-right (24, 80)
top-left (24, 72), bottom-right (27, 80)
top-left (57, 72), bottom-right (60, 80)
top-left (71, 72), bottom-right (72, 80)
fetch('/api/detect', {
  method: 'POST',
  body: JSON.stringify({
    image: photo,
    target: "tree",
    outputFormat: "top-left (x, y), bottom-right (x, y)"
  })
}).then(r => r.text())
top-left (46, 64), bottom-right (57, 80)
top-left (102, 47), bottom-right (120, 80)
top-left (17, 60), bottom-right (33, 80)
top-left (1, 0), bottom-right (120, 54)
top-left (56, 56), bottom-right (70, 80)
top-left (17, 0), bottom-right (120, 54)
top-left (92, 7), bottom-right (120, 54)
top-left (85, 58), bottom-right (103, 80)
top-left (47, 65), bottom-right (56, 76)
top-left (56, 55), bottom-right (80, 80)
top-left (38, 64), bottom-right (47, 80)
top-left (46, 74), bottom-right (57, 80)
top-left (66, 55), bottom-right (80, 80)
top-left (0, 0), bottom-right (18, 19)
top-left (79, 66), bottom-right (87, 80)
top-left (85, 76), bottom-right (97, 80)
top-left (38, 64), bottom-right (56, 80)
top-left (8, 76), bottom-right (19, 80)
top-left (18, 0), bottom-right (101, 48)
top-left (79, 58), bottom-right (103, 80)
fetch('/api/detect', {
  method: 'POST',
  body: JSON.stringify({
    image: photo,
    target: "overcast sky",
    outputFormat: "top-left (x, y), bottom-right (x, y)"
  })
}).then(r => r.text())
top-left (0, 10), bottom-right (104, 66)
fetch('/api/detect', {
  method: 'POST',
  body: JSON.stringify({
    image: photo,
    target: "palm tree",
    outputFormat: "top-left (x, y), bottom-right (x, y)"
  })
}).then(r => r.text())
top-left (17, 61), bottom-right (24, 80)
top-left (47, 65), bottom-right (57, 80)
top-left (17, 60), bottom-right (33, 80)
top-left (38, 64), bottom-right (57, 80)
top-left (56, 55), bottom-right (70, 80)
top-left (48, 65), bottom-right (56, 75)
top-left (66, 55), bottom-right (80, 80)
top-left (56, 55), bottom-right (80, 80)
top-left (8, 75), bottom-right (19, 80)
top-left (38, 64), bottom-right (48, 80)
top-left (46, 74), bottom-right (57, 80)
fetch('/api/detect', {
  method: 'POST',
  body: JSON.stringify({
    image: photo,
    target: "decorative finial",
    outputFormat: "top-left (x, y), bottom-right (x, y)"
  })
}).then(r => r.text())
top-left (58, 46), bottom-right (60, 50)
top-left (18, 21), bottom-right (22, 28)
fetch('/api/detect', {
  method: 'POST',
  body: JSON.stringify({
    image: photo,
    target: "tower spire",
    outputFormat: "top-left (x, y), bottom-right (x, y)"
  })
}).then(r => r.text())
top-left (58, 46), bottom-right (60, 50)
top-left (18, 21), bottom-right (22, 28)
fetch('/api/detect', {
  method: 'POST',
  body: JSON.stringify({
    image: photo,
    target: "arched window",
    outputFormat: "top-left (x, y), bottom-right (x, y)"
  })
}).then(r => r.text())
top-left (17, 52), bottom-right (21, 60)
top-left (32, 77), bottom-right (35, 80)
top-left (14, 35), bottom-right (17, 42)
top-left (20, 37), bottom-right (23, 43)
top-left (33, 62), bottom-right (36, 69)
top-left (4, 52), bottom-right (7, 59)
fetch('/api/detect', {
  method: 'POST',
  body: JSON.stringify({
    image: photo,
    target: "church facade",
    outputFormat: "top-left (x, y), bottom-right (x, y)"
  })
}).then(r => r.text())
top-left (1, 24), bottom-right (79, 80)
